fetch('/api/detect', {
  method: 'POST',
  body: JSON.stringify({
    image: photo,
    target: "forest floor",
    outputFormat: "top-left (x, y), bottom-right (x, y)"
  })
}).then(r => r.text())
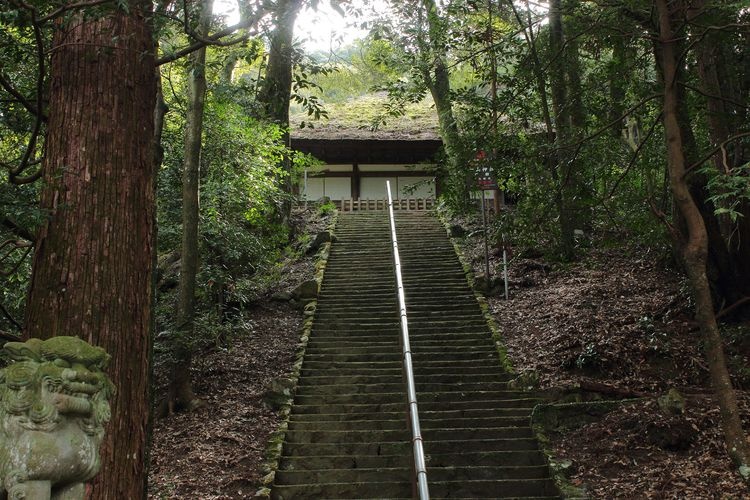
top-left (148, 208), bottom-right (750, 498)
top-left (148, 209), bottom-right (328, 499)
top-left (453, 212), bottom-right (750, 498)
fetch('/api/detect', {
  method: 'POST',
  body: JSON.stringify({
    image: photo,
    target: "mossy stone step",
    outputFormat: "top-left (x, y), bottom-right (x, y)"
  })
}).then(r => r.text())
top-left (281, 440), bottom-right (410, 457)
top-left (289, 398), bottom-right (537, 415)
top-left (293, 391), bottom-right (535, 406)
top-left (427, 450), bottom-right (548, 468)
top-left (270, 211), bottom-right (558, 500)
top-left (408, 323), bottom-right (491, 332)
top-left (294, 381), bottom-right (514, 395)
top-left (289, 413), bottom-right (531, 434)
top-left (278, 454), bottom-right (411, 471)
top-left (287, 418), bottom-right (408, 432)
top-left (299, 360), bottom-right (403, 372)
top-left (301, 350), bottom-right (498, 363)
top-left (299, 359), bottom-right (504, 375)
top-left (302, 345), bottom-right (498, 357)
top-left (284, 429), bottom-right (411, 444)
top-left (420, 426), bottom-right (534, 441)
top-left (314, 303), bottom-right (400, 312)
top-left (317, 292), bottom-right (397, 300)
top-left (312, 312), bottom-right (399, 321)
top-left (428, 465), bottom-right (551, 482)
top-left (270, 481), bottom-right (411, 500)
top-left (427, 478), bottom-right (559, 498)
top-left (274, 467), bottom-right (412, 486)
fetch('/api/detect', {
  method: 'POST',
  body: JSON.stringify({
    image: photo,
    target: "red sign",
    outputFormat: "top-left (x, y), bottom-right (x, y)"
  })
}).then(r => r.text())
top-left (474, 151), bottom-right (497, 190)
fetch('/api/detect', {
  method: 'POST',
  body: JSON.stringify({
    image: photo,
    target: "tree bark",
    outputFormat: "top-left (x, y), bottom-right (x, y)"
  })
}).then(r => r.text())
top-left (23, 2), bottom-right (156, 498)
top-left (548, 0), bottom-right (576, 259)
top-left (256, 0), bottom-right (302, 216)
top-left (654, 0), bottom-right (750, 471)
top-left (168, 0), bottom-right (213, 414)
top-left (692, 1), bottom-right (750, 304)
top-left (420, 0), bottom-right (471, 210)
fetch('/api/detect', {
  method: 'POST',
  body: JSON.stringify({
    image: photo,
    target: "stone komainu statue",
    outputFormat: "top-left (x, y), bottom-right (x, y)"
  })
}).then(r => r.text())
top-left (0, 336), bottom-right (114, 500)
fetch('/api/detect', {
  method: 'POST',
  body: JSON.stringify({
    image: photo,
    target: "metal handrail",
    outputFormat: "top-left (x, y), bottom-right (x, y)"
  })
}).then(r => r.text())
top-left (385, 181), bottom-right (430, 500)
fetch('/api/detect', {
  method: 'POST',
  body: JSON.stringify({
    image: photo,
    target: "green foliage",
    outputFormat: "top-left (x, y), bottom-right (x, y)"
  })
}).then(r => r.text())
top-left (317, 201), bottom-right (336, 216)
top-left (154, 47), bottom-right (312, 357)
top-left (700, 162), bottom-right (750, 222)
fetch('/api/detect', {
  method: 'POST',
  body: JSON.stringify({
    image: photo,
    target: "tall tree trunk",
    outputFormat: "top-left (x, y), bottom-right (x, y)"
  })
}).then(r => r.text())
top-left (23, 2), bottom-right (156, 498)
top-left (508, 0), bottom-right (558, 213)
top-left (654, 0), bottom-right (750, 472)
top-left (562, 1), bottom-right (592, 232)
top-left (168, 0), bottom-right (214, 413)
top-left (257, 0), bottom-right (302, 216)
top-left (548, 0), bottom-right (575, 259)
top-left (692, 2), bottom-right (750, 305)
top-left (607, 36), bottom-right (627, 140)
top-left (420, 0), bottom-right (471, 210)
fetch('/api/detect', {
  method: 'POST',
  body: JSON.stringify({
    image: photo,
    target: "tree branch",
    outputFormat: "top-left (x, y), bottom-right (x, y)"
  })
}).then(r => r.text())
top-left (0, 302), bottom-right (22, 332)
top-left (685, 131), bottom-right (750, 176)
top-left (716, 297), bottom-right (750, 321)
top-left (37, 0), bottom-right (115, 23)
top-left (0, 216), bottom-right (35, 243)
top-left (679, 81), bottom-right (749, 110)
top-left (156, 7), bottom-right (270, 66)
top-left (0, 72), bottom-right (45, 120)
top-left (558, 93), bottom-right (663, 152)
top-left (7, 4), bottom-right (46, 185)
top-left (0, 329), bottom-right (21, 342)
top-left (606, 111), bottom-right (663, 200)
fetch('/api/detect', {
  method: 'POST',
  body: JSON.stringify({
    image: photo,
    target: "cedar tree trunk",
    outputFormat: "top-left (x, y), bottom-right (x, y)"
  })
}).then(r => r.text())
top-left (548, 0), bottom-right (576, 259)
top-left (257, 0), bottom-right (302, 216)
top-left (23, 2), bottom-right (156, 498)
top-left (654, 0), bottom-right (750, 472)
top-left (169, 0), bottom-right (213, 413)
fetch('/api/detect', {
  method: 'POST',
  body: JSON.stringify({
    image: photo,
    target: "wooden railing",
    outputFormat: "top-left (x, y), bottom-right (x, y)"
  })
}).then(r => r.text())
top-left (335, 198), bottom-right (436, 212)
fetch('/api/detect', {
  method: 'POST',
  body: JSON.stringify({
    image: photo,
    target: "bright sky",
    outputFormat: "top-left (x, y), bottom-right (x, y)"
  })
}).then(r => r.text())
top-left (213, 0), bottom-right (370, 52)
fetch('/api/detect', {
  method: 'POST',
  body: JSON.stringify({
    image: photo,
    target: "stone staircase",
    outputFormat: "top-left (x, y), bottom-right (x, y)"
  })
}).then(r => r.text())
top-left (270, 211), bottom-right (560, 499)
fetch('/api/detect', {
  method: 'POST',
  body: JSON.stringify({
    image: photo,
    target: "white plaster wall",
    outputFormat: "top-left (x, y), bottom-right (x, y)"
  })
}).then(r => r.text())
top-left (398, 177), bottom-right (435, 198)
top-left (304, 178), bottom-right (325, 200)
top-left (360, 177), bottom-right (399, 199)
top-left (324, 177), bottom-right (352, 200)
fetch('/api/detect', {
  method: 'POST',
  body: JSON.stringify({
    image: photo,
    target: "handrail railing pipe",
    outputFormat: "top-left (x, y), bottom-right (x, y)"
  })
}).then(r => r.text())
top-left (385, 181), bottom-right (430, 500)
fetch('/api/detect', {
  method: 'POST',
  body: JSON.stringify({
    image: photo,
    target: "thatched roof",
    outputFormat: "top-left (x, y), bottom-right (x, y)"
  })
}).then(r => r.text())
top-left (289, 93), bottom-right (441, 141)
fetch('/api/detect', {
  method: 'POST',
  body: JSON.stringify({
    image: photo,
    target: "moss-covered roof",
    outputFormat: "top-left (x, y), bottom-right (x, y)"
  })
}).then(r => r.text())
top-left (290, 93), bottom-right (441, 141)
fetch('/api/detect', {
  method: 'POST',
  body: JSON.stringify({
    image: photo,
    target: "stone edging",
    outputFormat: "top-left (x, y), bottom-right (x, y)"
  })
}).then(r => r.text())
top-left (254, 210), bottom-right (339, 498)
top-left (434, 207), bottom-right (513, 373)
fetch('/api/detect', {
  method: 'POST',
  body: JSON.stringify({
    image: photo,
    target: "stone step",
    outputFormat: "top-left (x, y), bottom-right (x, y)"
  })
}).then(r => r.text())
top-left (428, 479), bottom-right (560, 498)
top-left (285, 427), bottom-right (533, 446)
top-left (290, 398), bottom-right (539, 415)
top-left (270, 480), bottom-right (411, 500)
top-left (288, 415), bottom-right (530, 432)
top-left (303, 345), bottom-right (498, 357)
top-left (295, 372), bottom-right (513, 386)
top-left (301, 350), bottom-right (499, 363)
top-left (293, 391), bottom-right (535, 406)
top-left (271, 212), bottom-right (557, 500)
top-left (284, 428), bottom-right (411, 444)
top-left (300, 359), bottom-right (503, 373)
top-left (282, 437), bottom-right (540, 457)
top-left (299, 364), bottom-right (508, 379)
top-left (278, 454), bottom-right (411, 471)
top-left (274, 465), bottom-right (551, 486)
top-left (277, 449), bottom-right (547, 470)
top-left (274, 467), bottom-right (412, 486)
top-left (306, 339), bottom-right (494, 351)
top-left (294, 381), bottom-right (513, 395)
